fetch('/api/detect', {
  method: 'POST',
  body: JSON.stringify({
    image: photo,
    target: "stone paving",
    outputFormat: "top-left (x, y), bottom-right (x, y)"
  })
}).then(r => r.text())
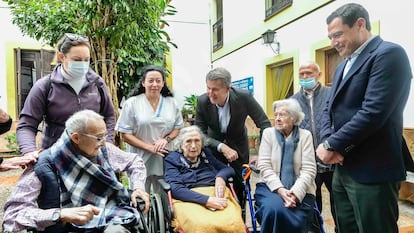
top-left (244, 169), bottom-right (414, 233)
top-left (1, 163), bottom-right (414, 233)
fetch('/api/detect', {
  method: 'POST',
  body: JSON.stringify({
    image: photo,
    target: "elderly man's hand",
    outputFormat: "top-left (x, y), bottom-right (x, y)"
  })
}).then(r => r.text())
top-left (130, 188), bottom-right (150, 213)
top-left (60, 204), bottom-right (100, 225)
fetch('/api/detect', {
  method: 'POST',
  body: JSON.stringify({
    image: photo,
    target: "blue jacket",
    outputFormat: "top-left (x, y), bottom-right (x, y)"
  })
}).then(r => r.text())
top-left (320, 36), bottom-right (412, 183)
top-left (0, 117), bottom-right (12, 135)
top-left (291, 84), bottom-right (333, 172)
top-left (164, 148), bottom-right (235, 205)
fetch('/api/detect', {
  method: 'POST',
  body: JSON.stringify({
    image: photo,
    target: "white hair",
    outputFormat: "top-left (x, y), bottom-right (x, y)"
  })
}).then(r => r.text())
top-left (65, 109), bottom-right (104, 134)
top-left (171, 125), bottom-right (206, 152)
top-left (272, 99), bottom-right (305, 125)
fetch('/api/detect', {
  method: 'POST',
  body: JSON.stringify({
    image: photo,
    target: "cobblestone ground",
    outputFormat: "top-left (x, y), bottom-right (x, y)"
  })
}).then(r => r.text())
top-left (245, 170), bottom-right (414, 233)
top-left (1, 163), bottom-right (414, 233)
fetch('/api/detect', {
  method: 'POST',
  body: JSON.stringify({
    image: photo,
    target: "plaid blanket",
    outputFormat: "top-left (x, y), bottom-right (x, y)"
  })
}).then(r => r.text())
top-left (50, 132), bottom-right (139, 229)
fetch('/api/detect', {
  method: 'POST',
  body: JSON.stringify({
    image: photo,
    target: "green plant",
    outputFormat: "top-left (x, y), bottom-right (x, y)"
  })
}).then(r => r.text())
top-left (5, 0), bottom-right (177, 115)
top-left (183, 94), bottom-right (198, 115)
top-left (5, 132), bottom-right (20, 153)
top-left (181, 107), bottom-right (194, 116)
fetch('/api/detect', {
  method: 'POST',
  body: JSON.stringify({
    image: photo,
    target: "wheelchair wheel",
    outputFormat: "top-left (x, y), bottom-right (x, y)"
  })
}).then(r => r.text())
top-left (137, 207), bottom-right (151, 233)
top-left (148, 193), bottom-right (166, 233)
top-left (308, 206), bottom-right (325, 233)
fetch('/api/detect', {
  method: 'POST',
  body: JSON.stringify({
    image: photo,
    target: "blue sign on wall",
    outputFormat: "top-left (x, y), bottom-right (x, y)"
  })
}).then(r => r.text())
top-left (232, 76), bottom-right (254, 94)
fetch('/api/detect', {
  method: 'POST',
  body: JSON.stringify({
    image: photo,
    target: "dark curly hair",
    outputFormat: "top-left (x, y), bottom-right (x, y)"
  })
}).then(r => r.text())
top-left (128, 65), bottom-right (174, 98)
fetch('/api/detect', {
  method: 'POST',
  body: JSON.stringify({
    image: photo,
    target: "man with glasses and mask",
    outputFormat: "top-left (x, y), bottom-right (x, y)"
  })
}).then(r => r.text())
top-left (16, 33), bottom-right (115, 160)
top-left (3, 110), bottom-right (149, 233)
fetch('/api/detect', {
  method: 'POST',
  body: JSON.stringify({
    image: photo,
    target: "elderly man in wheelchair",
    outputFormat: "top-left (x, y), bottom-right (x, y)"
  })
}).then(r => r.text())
top-left (2, 110), bottom-right (149, 233)
top-left (163, 125), bottom-right (246, 233)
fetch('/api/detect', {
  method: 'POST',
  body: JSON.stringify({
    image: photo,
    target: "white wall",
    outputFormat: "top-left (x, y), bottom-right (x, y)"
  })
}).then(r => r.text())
top-left (164, 0), bottom-right (212, 108)
top-left (0, 2), bottom-right (42, 111)
top-left (2, 0), bottom-right (413, 126)
top-left (210, 0), bottom-right (414, 127)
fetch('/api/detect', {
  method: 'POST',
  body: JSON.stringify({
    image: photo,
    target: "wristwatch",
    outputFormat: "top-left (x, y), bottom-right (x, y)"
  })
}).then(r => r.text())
top-left (165, 136), bottom-right (172, 143)
top-left (52, 209), bottom-right (61, 222)
top-left (323, 140), bottom-right (334, 151)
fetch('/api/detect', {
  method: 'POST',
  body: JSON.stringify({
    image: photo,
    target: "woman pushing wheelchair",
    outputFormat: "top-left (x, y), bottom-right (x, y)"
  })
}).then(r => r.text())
top-left (255, 99), bottom-right (317, 233)
top-left (164, 125), bottom-right (245, 233)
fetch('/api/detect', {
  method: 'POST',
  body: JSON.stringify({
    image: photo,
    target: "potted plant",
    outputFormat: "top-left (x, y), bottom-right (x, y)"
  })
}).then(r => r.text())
top-left (181, 107), bottom-right (194, 120)
top-left (182, 94), bottom-right (198, 120)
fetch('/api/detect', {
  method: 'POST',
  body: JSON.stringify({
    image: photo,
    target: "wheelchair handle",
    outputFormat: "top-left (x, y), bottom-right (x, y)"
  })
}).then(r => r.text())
top-left (158, 178), bottom-right (171, 191)
top-left (242, 163), bottom-right (260, 181)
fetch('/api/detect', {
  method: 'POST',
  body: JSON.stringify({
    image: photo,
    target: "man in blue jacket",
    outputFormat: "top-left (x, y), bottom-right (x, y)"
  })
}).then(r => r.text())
top-left (0, 107), bottom-right (37, 171)
top-left (316, 3), bottom-right (412, 233)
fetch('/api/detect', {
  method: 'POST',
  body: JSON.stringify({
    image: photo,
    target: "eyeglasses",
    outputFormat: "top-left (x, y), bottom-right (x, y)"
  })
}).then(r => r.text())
top-left (80, 133), bottom-right (108, 144)
top-left (64, 33), bottom-right (89, 43)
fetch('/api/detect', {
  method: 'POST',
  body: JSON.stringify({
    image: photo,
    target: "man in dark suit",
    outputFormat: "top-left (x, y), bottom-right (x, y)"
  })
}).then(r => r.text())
top-left (316, 3), bottom-right (412, 233)
top-left (0, 107), bottom-right (37, 171)
top-left (195, 67), bottom-right (271, 204)
top-left (0, 107), bottom-right (12, 135)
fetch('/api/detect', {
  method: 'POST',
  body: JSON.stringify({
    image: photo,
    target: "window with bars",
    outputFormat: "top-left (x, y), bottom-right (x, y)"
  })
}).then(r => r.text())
top-left (212, 0), bottom-right (223, 51)
top-left (265, 0), bottom-right (293, 19)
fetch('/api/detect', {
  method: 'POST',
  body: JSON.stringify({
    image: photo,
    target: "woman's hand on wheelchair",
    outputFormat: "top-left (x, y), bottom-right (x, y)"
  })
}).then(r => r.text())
top-left (130, 188), bottom-right (150, 213)
top-left (206, 197), bottom-right (228, 210)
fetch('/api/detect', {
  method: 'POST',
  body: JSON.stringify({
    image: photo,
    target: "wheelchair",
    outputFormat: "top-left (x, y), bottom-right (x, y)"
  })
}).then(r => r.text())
top-left (242, 163), bottom-right (326, 233)
top-left (146, 179), bottom-right (175, 233)
top-left (145, 178), bottom-right (250, 233)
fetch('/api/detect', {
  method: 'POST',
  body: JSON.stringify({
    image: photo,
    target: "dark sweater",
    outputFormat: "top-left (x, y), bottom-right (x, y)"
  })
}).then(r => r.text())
top-left (0, 117), bottom-right (12, 135)
top-left (164, 148), bottom-right (235, 205)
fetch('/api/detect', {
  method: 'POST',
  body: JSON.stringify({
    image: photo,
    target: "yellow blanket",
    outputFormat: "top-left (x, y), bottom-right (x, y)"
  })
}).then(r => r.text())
top-left (172, 186), bottom-right (246, 233)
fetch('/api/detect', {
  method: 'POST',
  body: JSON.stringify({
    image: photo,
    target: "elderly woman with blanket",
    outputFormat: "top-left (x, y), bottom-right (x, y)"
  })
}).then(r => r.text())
top-left (164, 125), bottom-right (245, 233)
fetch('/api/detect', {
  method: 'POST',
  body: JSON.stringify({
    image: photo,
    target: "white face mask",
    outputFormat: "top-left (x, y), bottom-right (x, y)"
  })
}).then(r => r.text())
top-left (67, 61), bottom-right (89, 79)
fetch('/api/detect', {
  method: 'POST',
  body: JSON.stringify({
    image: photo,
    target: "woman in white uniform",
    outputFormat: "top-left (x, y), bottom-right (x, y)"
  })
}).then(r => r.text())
top-left (116, 65), bottom-right (184, 192)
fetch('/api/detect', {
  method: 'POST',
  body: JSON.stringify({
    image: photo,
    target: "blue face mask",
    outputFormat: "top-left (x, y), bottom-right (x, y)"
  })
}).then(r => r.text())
top-left (67, 61), bottom-right (89, 79)
top-left (299, 77), bottom-right (317, 89)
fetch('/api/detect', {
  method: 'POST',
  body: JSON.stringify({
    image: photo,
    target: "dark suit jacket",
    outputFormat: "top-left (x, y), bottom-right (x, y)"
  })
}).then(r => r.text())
top-left (0, 117), bottom-right (12, 135)
top-left (195, 88), bottom-right (271, 166)
top-left (320, 36), bottom-right (413, 183)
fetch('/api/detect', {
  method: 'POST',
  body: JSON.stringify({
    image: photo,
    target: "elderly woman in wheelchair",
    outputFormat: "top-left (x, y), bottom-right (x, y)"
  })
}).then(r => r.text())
top-left (164, 125), bottom-right (246, 233)
top-left (254, 99), bottom-right (317, 233)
